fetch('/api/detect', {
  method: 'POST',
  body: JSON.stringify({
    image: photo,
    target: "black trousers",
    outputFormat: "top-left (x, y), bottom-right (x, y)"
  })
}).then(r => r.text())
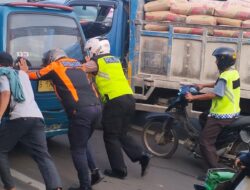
top-left (199, 117), bottom-right (235, 168)
top-left (102, 94), bottom-right (143, 171)
top-left (68, 105), bottom-right (102, 188)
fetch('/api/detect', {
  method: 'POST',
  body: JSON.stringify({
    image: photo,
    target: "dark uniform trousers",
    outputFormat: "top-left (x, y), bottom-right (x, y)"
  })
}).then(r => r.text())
top-left (102, 94), bottom-right (144, 171)
top-left (199, 117), bottom-right (235, 168)
top-left (68, 104), bottom-right (102, 188)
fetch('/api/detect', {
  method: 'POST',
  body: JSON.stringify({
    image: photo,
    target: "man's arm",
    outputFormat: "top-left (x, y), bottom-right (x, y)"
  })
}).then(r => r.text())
top-left (19, 58), bottom-right (54, 79)
top-left (186, 92), bottom-right (216, 101)
top-left (196, 82), bottom-right (215, 90)
top-left (186, 79), bottom-right (225, 102)
top-left (82, 58), bottom-right (98, 74)
top-left (0, 91), bottom-right (10, 118)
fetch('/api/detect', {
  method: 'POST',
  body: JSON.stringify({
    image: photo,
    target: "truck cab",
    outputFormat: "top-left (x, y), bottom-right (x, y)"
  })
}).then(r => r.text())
top-left (41, 0), bottom-right (129, 65)
top-left (0, 2), bottom-right (86, 137)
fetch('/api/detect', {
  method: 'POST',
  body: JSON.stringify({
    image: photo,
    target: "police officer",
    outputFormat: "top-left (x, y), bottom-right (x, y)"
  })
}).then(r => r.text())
top-left (21, 49), bottom-right (102, 190)
top-left (185, 47), bottom-right (240, 169)
top-left (83, 37), bottom-right (150, 179)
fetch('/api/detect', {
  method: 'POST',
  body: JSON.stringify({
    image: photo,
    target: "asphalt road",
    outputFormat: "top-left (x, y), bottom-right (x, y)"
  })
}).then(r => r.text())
top-left (6, 129), bottom-right (205, 190)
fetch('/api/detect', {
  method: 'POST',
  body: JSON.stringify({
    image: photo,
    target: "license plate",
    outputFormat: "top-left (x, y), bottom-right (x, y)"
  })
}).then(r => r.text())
top-left (38, 80), bottom-right (54, 92)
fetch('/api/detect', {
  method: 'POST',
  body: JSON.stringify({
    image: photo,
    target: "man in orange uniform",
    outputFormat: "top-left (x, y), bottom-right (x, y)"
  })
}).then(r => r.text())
top-left (21, 49), bottom-right (101, 190)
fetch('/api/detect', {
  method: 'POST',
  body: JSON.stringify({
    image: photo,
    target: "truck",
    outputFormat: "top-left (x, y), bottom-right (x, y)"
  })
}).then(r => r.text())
top-left (0, 2), bottom-right (86, 137)
top-left (51, 0), bottom-right (250, 118)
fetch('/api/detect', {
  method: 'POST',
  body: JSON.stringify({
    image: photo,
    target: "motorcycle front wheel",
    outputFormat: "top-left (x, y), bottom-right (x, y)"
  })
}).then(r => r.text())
top-left (142, 121), bottom-right (178, 158)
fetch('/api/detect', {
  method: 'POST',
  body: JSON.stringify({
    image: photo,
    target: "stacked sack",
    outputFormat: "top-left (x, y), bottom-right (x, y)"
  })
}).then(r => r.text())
top-left (144, 0), bottom-right (250, 38)
top-left (144, 0), bottom-right (188, 31)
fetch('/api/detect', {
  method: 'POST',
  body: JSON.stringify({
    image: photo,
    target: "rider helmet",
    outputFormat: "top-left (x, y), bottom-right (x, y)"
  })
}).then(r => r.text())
top-left (42, 48), bottom-right (67, 66)
top-left (84, 36), bottom-right (110, 59)
top-left (212, 47), bottom-right (236, 71)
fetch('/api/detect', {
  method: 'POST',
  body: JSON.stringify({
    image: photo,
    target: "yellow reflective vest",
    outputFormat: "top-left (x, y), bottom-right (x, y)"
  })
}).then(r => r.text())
top-left (210, 69), bottom-right (240, 118)
top-left (95, 55), bottom-right (133, 103)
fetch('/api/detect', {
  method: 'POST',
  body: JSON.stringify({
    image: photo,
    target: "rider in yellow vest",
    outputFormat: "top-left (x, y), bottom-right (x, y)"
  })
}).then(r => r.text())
top-left (185, 47), bottom-right (240, 169)
top-left (83, 36), bottom-right (150, 179)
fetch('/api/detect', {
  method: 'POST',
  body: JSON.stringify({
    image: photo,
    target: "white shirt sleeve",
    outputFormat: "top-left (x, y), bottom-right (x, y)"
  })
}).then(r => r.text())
top-left (0, 76), bottom-right (10, 92)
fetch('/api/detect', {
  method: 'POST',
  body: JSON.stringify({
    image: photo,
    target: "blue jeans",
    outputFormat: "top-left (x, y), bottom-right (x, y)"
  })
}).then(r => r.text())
top-left (68, 105), bottom-right (102, 189)
top-left (0, 118), bottom-right (62, 190)
top-left (87, 146), bottom-right (97, 171)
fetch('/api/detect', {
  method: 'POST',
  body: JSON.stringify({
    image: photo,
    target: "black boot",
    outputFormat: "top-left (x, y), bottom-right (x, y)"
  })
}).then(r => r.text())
top-left (140, 153), bottom-right (151, 177)
top-left (104, 168), bottom-right (127, 179)
top-left (91, 168), bottom-right (104, 185)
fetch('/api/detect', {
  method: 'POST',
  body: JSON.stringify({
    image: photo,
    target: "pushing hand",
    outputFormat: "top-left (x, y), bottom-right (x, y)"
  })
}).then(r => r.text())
top-left (18, 58), bottom-right (29, 72)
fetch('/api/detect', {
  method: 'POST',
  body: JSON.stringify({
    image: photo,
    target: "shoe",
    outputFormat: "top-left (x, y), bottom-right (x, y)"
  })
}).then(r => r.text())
top-left (104, 169), bottom-right (127, 179)
top-left (68, 187), bottom-right (92, 190)
top-left (140, 153), bottom-right (151, 177)
top-left (194, 184), bottom-right (206, 190)
top-left (91, 168), bottom-right (104, 185)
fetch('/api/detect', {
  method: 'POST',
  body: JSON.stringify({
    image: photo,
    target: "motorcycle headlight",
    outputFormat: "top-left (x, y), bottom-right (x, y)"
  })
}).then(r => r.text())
top-left (240, 130), bottom-right (250, 144)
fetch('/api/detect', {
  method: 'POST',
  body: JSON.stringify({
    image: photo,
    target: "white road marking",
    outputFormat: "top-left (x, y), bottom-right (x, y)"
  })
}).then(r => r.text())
top-left (11, 169), bottom-right (45, 190)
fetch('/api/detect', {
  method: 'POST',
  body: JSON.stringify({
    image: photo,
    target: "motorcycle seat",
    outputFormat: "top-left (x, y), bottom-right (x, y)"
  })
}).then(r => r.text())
top-left (228, 116), bottom-right (250, 129)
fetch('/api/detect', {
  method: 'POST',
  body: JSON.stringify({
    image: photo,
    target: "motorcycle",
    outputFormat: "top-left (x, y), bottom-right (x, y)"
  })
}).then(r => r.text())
top-left (142, 85), bottom-right (250, 165)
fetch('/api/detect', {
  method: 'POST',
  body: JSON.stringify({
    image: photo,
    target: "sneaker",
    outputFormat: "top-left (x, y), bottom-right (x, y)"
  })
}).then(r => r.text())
top-left (91, 168), bottom-right (104, 185)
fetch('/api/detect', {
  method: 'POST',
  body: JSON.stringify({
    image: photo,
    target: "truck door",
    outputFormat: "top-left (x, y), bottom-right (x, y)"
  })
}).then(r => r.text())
top-left (65, 0), bottom-right (129, 61)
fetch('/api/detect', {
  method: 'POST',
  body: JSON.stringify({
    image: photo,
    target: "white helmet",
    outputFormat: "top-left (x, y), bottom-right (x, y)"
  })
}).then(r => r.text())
top-left (42, 48), bottom-right (67, 66)
top-left (84, 37), bottom-right (110, 59)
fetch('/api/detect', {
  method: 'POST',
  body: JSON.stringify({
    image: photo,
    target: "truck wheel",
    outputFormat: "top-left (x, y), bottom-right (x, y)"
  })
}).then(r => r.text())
top-left (142, 121), bottom-right (178, 158)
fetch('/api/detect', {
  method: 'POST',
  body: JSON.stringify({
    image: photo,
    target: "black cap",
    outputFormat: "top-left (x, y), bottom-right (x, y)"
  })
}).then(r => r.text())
top-left (0, 52), bottom-right (13, 67)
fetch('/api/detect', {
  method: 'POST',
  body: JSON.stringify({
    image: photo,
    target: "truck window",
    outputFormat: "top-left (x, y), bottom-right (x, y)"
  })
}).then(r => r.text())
top-left (7, 13), bottom-right (84, 68)
top-left (73, 5), bottom-right (114, 39)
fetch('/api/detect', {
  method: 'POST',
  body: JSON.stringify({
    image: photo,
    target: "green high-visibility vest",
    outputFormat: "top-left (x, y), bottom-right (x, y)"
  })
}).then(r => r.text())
top-left (95, 55), bottom-right (133, 103)
top-left (210, 69), bottom-right (240, 117)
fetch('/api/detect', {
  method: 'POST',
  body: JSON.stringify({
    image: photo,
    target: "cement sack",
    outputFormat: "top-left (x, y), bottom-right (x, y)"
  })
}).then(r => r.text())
top-left (216, 17), bottom-right (242, 27)
top-left (189, 0), bottom-right (250, 8)
top-left (213, 30), bottom-right (239, 38)
top-left (144, 0), bottom-right (172, 12)
top-left (144, 24), bottom-right (168, 31)
top-left (214, 30), bottom-right (250, 38)
top-left (214, 5), bottom-right (250, 20)
top-left (170, 2), bottom-right (214, 16)
top-left (144, 0), bottom-right (188, 12)
top-left (174, 27), bottom-right (204, 35)
top-left (186, 15), bottom-right (217, 26)
top-left (244, 32), bottom-right (250, 38)
top-left (242, 20), bottom-right (250, 28)
top-left (145, 11), bottom-right (186, 22)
